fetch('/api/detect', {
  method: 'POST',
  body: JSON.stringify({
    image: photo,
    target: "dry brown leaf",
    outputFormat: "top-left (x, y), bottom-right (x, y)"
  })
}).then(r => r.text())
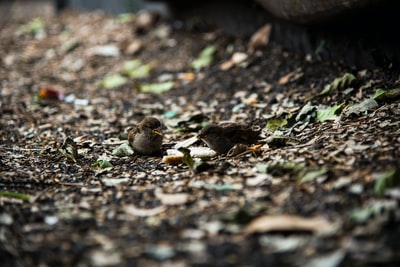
top-left (278, 68), bottom-right (304, 85)
top-left (220, 60), bottom-right (235, 71)
top-left (220, 52), bottom-right (248, 71)
top-left (243, 214), bottom-right (337, 236)
top-left (248, 23), bottom-right (272, 53)
top-left (123, 39), bottom-right (142, 55)
top-left (177, 72), bottom-right (196, 81)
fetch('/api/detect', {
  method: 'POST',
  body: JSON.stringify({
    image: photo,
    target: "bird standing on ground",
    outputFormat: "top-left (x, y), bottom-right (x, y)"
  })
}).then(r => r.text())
top-left (128, 117), bottom-right (163, 155)
top-left (197, 123), bottom-right (261, 154)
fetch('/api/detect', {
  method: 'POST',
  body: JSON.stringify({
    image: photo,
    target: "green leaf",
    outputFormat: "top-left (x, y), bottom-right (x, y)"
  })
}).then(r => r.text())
top-left (266, 118), bottom-right (287, 132)
top-left (92, 159), bottom-right (113, 169)
top-left (349, 201), bottom-right (395, 223)
top-left (344, 98), bottom-right (378, 116)
top-left (298, 167), bottom-right (328, 183)
top-left (139, 81), bottom-right (174, 94)
top-left (372, 88), bottom-right (386, 100)
top-left (178, 147), bottom-right (209, 173)
top-left (123, 59), bottom-right (142, 72)
top-left (18, 17), bottom-right (44, 35)
top-left (117, 13), bottom-right (136, 23)
top-left (191, 45), bottom-right (216, 71)
top-left (373, 88), bottom-right (400, 101)
top-left (100, 74), bottom-right (127, 89)
top-left (0, 191), bottom-right (30, 201)
top-left (178, 147), bottom-right (194, 170)
top-left (319, 73), bottom-right (356, 96)
top-left (122, 60), bottom-right (152, 79)
top-left (112, 143), bottom-right (134, 156)
top-left (316, 103), bottom-right (345, 122)
top-left (348, 207), bottom-right (374, 223)
top-left (295, 102), bottom-right (317, 121)
top-left (374, 168), bottom-right (400, 197)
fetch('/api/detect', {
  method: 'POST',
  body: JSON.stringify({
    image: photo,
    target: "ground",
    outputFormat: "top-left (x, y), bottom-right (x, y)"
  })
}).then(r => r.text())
top-left (1, 9), bottom-right (400, 267)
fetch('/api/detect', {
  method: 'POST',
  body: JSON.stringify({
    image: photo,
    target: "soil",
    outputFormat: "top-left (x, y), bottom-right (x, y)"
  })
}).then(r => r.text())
top-left (1, 9), bottom-right (400, 267)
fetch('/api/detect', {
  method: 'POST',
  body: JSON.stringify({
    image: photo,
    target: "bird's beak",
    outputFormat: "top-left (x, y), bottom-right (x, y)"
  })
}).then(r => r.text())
top-left (152, 129), bottom-right (163, 136)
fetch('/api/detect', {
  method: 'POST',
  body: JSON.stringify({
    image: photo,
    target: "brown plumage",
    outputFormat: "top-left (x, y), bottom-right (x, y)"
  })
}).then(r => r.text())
top-left (128, 117), bottom-right (163, 155)
top-left (197, 123), bottom-right (261, 154)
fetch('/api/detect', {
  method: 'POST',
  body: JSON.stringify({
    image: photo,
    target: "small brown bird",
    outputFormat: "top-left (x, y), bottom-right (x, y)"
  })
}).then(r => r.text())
top-left (197, 123), bottom-right (261, 154)
top-left (128, 117), bottom-right (163, 155)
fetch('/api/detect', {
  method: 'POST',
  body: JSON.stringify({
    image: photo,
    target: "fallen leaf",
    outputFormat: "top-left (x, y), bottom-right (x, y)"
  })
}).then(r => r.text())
top-left (373, 88), bottom-right (400, 101)
top-left (266, 118), bottom-right (288, 132)
top-left (248, 23), bottom-right (272, 53)
top-left (191, 45), bottom-right (216, 71)
top-left (373, 88), bottom-right (386, 100)
top-left (344, 98), bottom-right (378, 116)
top-left (112, 143), bottom-right (134, 156)
top-left (0, 191), bottom-right (31, 201)
top-left (138, 81), bottom-right (174, 94)
top-left (278, 68), bottom-right (304, 85)
top-left (100, 74), bottom-right (127, 89)
top-left (177, 72), bottom-right (196, 81)
top-left (92, 159), bottom-right (113, 169)
top-left (295, 102), bottom-right (317, 121)
top-left (374, 168), bottom-right (400, 197)
top-left (18, 17), bottom-right (44, 37)
top-left (319, 73), bottom-right (356, 96)
top-left (316, 103), bottom-right (345, 122)
top-left (178, 147), bottom-right (211, 173)
top-left (220, 52), bottom-right (248, 71)
top-left (179, 147), bottom-right (195, 170)
top-left (117, 13), bottom-right (136, 23)
top-left (124, 39), bottom-right (142, 55)
top-left (298, 167), bottom-right (328, 183)
top-left (122, 60), bottom-right (152, 79)
top-left (348, 200), bottom-right (397, 223)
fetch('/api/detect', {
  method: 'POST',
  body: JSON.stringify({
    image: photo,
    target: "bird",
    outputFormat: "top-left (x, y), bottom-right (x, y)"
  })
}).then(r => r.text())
top-left (197, 123), bottom-right (261, 154)
top-left (128, 117), bottom-right (163, 155)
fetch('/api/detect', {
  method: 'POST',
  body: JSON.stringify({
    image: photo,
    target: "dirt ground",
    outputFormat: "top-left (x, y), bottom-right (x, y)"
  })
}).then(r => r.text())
top-left (1, 8), bottom-right (400, 267)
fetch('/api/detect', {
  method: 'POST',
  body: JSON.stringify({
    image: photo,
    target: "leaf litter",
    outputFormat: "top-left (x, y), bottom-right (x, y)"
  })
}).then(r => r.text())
top-left (0, 8), bottom-right (399, 267)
